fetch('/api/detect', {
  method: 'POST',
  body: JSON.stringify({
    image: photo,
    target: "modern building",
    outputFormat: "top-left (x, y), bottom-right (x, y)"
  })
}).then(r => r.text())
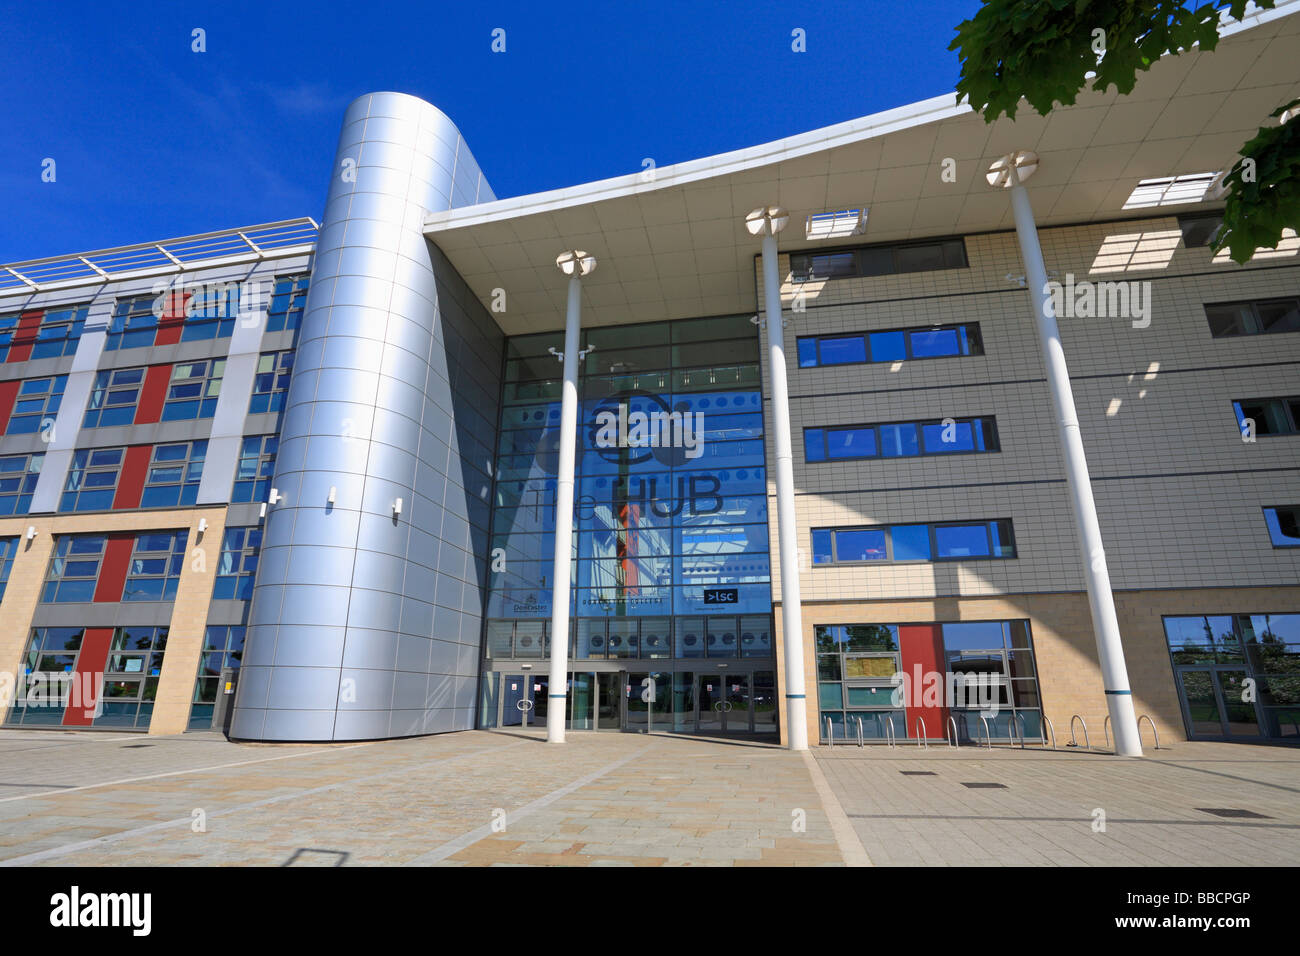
top-left (1, 3), bottom-right (1298, 748)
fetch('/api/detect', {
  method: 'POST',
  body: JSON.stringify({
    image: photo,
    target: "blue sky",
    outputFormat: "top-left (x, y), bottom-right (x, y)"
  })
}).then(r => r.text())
top-left (0, 0), bottom-right (981, 263)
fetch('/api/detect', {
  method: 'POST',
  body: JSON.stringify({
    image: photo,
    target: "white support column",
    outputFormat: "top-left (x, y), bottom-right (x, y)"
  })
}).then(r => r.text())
top-left (546, 251), bottom-right (596, 744)
top-left (748, 207), bottom-right (808, 751)
top-left (992, 152), bottom-right (1142, 757)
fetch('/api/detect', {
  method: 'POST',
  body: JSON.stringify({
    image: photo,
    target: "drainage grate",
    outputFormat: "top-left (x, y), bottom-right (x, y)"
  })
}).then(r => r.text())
top-left (121, 744), bottom-right (153, 749)
top-left (900, 771), bottom-right (936, 776)
top-left (961, 782), bottom-right (1006, 789)
top-left (1195, 807), bottom-right (1271, 819)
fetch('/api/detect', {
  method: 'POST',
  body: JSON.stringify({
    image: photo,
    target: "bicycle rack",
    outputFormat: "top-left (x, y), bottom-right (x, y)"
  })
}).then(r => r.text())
top-left (946, 715), bottom-right (959, 748)
top-left (1137, 714), bottom-right (1162, 751)
top-left (855, 716), bottom-right (864, 748)
top-left (1010, 712), bottom-right (1026, 749)
top-left (883, 714), bottom-right (897, 749)
top-left (915, 716), bottom-right (928, 749)
top-left (825, 716), bottom-right (834, 748)
top-left (1042, 715), bottom-right (1057, 750)
top-left (1069, 714), bottom-right (1090, 750)
top-left (978, 714), bottom-right (993, 749)
top-left (1103, 714), bottom-right (1111, 750)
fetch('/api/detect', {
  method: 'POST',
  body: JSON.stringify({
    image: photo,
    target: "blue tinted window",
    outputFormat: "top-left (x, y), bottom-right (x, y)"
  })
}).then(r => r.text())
top-left (934, 523), bottom-right (991, 558)
top-left (826, 426), bottom-right (876, 459)
top-left (868, 330), bottom-right (906, 361)
top-left (835, 529), bottom-right (888, 561)
top-left (909, 327), bottom-right (961, 357)
top-left (1264, 507), bottom-right (1300, 547)
top-left (818, 336), bottom-right (866, 365)
top-left (890, 525), bottom-right (931, 561)
top-left (922, 420), bottom-right (975, 452)
top-left (812, 529), bottom-right (833, 565)
top-left (878, 423), bottom-right (919, 457)
top-left (804, 429), bottom-right (826, 462)
top-left (797, 339), bottom-right (818, 368)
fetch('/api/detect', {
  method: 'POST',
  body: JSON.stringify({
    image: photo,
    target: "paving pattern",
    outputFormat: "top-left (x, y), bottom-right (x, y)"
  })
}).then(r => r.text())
top-left (0, 728), bottom-right (1296, 866)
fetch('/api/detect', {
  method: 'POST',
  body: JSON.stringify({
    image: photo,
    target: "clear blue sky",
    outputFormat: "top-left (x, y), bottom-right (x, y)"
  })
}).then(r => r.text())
top-left (0, 0), bottom-right (981, 263)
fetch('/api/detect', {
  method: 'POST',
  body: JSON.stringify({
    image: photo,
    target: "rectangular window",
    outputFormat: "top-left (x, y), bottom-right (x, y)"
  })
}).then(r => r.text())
top-left (30, 306), bottom-right (89, 359)
top-left (213, 527), bottom-right (261, 600)
top-left (265, 275), bottom-right (310, 333)
top-left (249, 350), bottom-right (294, 414)
top-left (1263, 506), bottom-right (1300, 548)
top-left (179, 284), bottom-right (239, 341)
top-left (140, 441), bottom-right (207, 508)
top-left (790, 238), bottom-right (968, 282)
top-left (812, 519), bottom-right (1017, 564)
top-left (0, 312), bottom-right (18, 361)
top-left (805, 416), bottom-right (998, 462)
top-left (122, 531), bottom-right (188, 602)
top-left (106, 294), bottom-right (163, 351)
top-left (4, 375), bottom-right (66, 435)
top-left (796, 323), bottom-right (983, 368)
top-left (99, 626), bottom-right (169, 729)
top-left (7, 627), bottom-right (87, 726)
top-left (1233, 397), bottom-right (1300, 436)
top-left (230, 435), bottom-right (277, 502)
top-left (42, 535), bottom-right (108, 603)
top-left (59, 447), bottom-right (124, 512)
top-left (82, 367), bottom-right (145, 428)
top-left (160, 360), bottom-right (223, 421)
top-left (0, 453), bottom-right (44, 515)
top-left (0, 536), bottom-right (17, 602)
top-left (189, 625), bottom-right (246, 729)
top-left (1206, 297), bottom-right (1300, 338)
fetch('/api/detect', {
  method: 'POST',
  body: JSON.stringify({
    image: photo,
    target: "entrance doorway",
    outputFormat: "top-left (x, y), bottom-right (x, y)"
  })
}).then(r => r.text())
top-left (501, 673), bottom-right (547, 728)
top-left (695, 672), bottom-right (752, 734)
top-left (1175, 666), bottom-right (1262, 739)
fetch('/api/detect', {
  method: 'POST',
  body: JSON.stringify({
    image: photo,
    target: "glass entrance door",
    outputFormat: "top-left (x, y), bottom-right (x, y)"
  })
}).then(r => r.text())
top-left (501, 673), bottom-right (546, 728)
top-left (1176, 666), bottom-right (1263, 739)
top-left (695, 672), bottom-right (752, 733)
top-left (595, 672), bottom-right (626, 730)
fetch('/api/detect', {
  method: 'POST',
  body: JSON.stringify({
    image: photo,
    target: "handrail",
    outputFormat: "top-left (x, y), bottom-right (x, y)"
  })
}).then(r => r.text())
top-left (915, 716), bottom-right (928, 749)
top-left (855, 716), bottom-right (864, 748)
top-left (1103, 714), bottom-right (1112, 750)
top-left (1010, 712), bottom-right (1025, 749)
top-left (946, 715), bottom-right (959, 748)
top-left (1069, 714), bottom-right (1090, 749)
top-left (825, 715), bottom-right (834, 748)
top-left (978, 714), bottom-right (993, 749)
top-left (883, 714), bottom-right (897, 749)
top-left (1137, 714), bottom-right (1162, 751)
top-left (1042, 715), bottom-right (1057, 750)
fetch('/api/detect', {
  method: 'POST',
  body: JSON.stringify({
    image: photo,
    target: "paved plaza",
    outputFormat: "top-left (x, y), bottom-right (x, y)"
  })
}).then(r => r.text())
top-left (0, 729), bottom-right (1296, 866)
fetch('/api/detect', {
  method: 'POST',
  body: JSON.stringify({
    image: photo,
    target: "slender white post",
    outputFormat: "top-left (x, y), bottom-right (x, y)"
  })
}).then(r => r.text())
top-left (1001, 156), bottom-right (1142, 757)
top-left (547, 252), bottom-right (594, 743)
top-left (749, 207), bottom-right (808, 751)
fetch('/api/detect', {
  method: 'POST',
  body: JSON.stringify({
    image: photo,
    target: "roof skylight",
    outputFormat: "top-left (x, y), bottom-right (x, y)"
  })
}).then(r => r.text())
top-left (805, 208), bottom-right (868, 241)
top-left (1122, 173), bottom-right (1218, 210)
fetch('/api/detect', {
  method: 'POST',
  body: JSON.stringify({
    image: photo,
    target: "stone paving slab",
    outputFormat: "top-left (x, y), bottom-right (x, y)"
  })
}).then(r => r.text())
top-left (0, 728), bottom-right (1296, 866)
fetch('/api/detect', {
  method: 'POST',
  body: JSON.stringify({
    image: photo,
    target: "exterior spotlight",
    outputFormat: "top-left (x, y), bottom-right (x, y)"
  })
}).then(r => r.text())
top-left (745, 205), bottom-right (789, 237)
top-left (392, 497), bottom-right (403, 516)
top-left (198, 518), bottom-right (208, 532)
top-left (327, 486), bottom-right (337, 505)
top-left (269, 488), bottom-right (282, 505)
top-left (986, 150), bottom-right (1039, 188)
top-left (555, 250), bottom-right (597, 277)
top-left (25, 526), bottom-right (37, 540)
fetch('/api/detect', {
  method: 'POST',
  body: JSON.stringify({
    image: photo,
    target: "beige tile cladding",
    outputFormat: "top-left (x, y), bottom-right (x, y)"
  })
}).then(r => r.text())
top-left (772, 586), bottom-right (1300, 749)
top-left (0, 508), bottom-right (228, 734)
top-left (754, 213), bottom-right (1300, 604)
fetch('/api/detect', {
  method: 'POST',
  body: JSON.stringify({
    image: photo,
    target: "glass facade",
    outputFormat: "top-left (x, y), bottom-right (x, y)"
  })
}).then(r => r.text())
top-left (483, 314), bottom-right (775, 732)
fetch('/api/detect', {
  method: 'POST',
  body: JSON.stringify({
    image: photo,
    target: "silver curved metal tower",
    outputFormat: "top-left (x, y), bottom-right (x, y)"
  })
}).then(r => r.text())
top-left (230, 92), bottom-right (502, 741)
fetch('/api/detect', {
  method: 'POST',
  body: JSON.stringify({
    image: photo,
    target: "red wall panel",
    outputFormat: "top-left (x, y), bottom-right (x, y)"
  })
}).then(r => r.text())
top-left (61, 626), bottom-right (115, 726)
top-left (134, 364), bottom-right (172, 425)
top-left (111, 445), bottom-right (153, 510)
top-left (6, 310), bottom-right (45, 363)
top-left (153, 290), bottom-right (190, 346)
top-left (0, 379), bottom-right (19, 433)
top-left (93, 533), bottom-right (136, 603)
top-left (899, 624), bottom-right (949, 741)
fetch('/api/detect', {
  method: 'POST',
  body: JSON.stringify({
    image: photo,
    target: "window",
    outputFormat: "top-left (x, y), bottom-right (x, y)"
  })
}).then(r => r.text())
top-left (0, 312), bottom-right (17, 361)
top-left (812, 520), bottom-right (1016, 564)
top-left (0, 306), bottom-right (89, 361)
top-left (98, 626), bottom-right (169, 728)
top-left (1179, 213), bottom-right (1223, 249)
top-left (59, 447), bottom-right (124, 512)
top-left (249, 350), bottom-right (294, 414)
top-left (160, 360), bottom-right (223, 421)
top-left (82, 367), bottom-right (144, 428)
top-left (140, 441), bottom-right (206, 508)
top-left (0, 536), bottom-right (16, 602)
top-left (805, 416), bottom-right (998, 462)
top-left (189, 626), bottom-right (246, 729)
top-left (122, 531), bottom-right (188, 602)
top-left (1263, 507), bottom-right (1300, 548)
top-left (265, 275), bottom-right (310, 333)
top-left (179, 284), bottom-right (238, 341)
top-left (7, 628), bottom-right (87, 726)
top-left (1233, 397), bottom-right (1300, 437)
top-left (789, 238), bottom-right (968, 282)
top-left (1122, 173), bottom-right (1217, 209)
top-left (213, 527), bottom-right (261, 600)
top-left (230, 435), bottom-right (277, 502)
top-left (0, 453), bottom-right (43, 515)
top-left (4, 376), bottom-right (65, 435)
top-left (1206, 297), bottom-right (1300, 338)
top-left (106, 293), bottom-right (164, 351)
top-left (42, 535), bottom-right (107, 603)
top-left (797, 323), bottom-right (983, 368)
